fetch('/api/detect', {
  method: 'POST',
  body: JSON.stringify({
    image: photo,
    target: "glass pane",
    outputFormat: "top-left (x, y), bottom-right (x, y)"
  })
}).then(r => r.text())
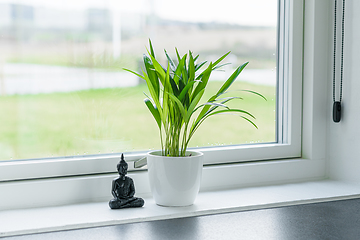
top-left (0, 0), bottom-right (277, 161)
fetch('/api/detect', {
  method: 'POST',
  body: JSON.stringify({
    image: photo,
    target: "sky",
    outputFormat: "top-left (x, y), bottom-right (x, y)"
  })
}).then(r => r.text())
top-left (155, 0), bottom-right (277, 26)
top-left (0, 0), bottom-right (277, 26)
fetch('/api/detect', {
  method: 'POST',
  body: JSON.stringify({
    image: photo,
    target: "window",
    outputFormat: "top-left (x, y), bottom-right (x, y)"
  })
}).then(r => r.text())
top-left (2, 0), bottom-right (335, 211)
top-left (0, 0), bottom-right (302, 182)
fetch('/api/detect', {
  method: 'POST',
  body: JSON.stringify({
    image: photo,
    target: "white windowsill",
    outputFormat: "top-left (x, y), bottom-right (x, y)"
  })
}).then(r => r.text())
top-left (2, 179), bottom-right (360, 238)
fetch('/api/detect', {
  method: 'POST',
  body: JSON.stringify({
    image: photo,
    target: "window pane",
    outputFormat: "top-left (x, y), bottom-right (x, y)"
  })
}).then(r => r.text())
top-left (0, 0), bottom-right (277, 161)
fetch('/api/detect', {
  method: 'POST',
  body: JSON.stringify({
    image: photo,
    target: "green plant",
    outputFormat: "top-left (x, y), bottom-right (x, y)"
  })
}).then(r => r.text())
top-left (125, 40), bottom-right (266, 157)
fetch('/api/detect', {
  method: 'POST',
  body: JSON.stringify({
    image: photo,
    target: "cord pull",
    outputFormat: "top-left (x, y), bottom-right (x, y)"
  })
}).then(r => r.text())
top-left (333, 101), bottom-right (341, 122)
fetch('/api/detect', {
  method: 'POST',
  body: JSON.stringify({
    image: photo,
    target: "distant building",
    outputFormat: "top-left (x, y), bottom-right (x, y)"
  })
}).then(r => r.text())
top-left (87, 8), bottom-right (111, 31)
top-left (11, 4), bottom-right (34, 22)
top-left (87, 8), bottom-right (112, 40)
top-left (34, 7), bottom-right (86, 30)
top-left (0, 3), bottom-right (145, 41)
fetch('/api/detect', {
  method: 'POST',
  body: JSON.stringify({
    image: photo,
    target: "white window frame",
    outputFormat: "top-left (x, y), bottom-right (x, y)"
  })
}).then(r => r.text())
top-left (0, 0), bottom-right (331, 210)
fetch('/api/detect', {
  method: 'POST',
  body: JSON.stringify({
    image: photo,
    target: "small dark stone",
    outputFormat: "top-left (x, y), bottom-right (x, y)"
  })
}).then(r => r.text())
top-left (109, 153), bottom-right (145, 209)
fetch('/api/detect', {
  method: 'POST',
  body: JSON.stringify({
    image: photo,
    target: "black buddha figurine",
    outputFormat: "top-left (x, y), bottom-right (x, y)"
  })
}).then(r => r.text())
top-left (109, 154), bottom-right (144, 209)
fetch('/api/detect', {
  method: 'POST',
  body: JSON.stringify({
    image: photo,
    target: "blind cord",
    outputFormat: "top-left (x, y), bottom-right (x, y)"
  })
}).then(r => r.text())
top-left (333, 0), bottom-right (345, 123)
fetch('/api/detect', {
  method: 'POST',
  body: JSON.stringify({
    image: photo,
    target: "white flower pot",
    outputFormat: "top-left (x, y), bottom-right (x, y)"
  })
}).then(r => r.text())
top-left (147, 150), bottom-right (204, 207)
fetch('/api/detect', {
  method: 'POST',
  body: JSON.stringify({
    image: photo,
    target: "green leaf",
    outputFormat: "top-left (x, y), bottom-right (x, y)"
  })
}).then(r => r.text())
top-left (198, 111), bottom-right (258, 129)
top-left (202, 102), bottom-right (230, 109)
top-left (193, 97), bottom-right (238, 117)
top-left (190, 108), bottom-right (256, 138)
top-left (207, 109), bottom-right (256, 119)
top-left (123, 68), bottom-right (145, 80)
top-left (185, 88), bottom-right (205, 122)
top-left (178, 80), bottom-right (200, 102)
top-left (178, 80), bottom-right (185, 93)
top-left (144, 98), bottom-right (162, 129)
top-left (182, 57), bottom-right (188, 84)
top-left (148, 50), bottom-right (166, 85)
top-left (192, 62), bottom-right (212, 101)
top-left (213, 51), bottom-right (231, 67)
top-left (149, 39), bottom-right (155, 57)
top-left (165, 49), bottom-right (176, 72)
top-left (215, 96), bottom-right (243, 103)
top-left (213, 62), bottom-right (231, 71)
top-left (240, 90), bottom-right (267, 101)
top-left (142, 70), bottom-right (162, 113)
top-left (175, 48), bottom-right (181, 62)
top-left (168, 93), bottom-right (187, 118)
top-left (240, 116), bottom-right (258, 129)
top-left (194, 54), bottom-right (199, 62)
top-left (173, 54), bottom-right (186, 84)
top-left (188, 51), bottom-right (195, 82)
top-left (184, 92), bottom-right (190, 109)
top-left (216, 61), bottom-right (249, 96)
top-left (169, 76), bottom-right (180, 96)
top-left (162, 63), bottom-right (171, 120)
top-left (143, 55), bottom-right (159, 97)
top-left (195, 61), bottom-right (207, 72)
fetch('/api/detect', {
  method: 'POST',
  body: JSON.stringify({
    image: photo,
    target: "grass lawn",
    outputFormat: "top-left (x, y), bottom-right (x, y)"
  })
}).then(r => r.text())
top-left (0, 81), bottom-right (275, 161)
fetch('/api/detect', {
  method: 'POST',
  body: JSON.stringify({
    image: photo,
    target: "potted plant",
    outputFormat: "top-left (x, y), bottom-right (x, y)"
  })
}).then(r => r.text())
top-left (125, 40), bottom-right (265, 206)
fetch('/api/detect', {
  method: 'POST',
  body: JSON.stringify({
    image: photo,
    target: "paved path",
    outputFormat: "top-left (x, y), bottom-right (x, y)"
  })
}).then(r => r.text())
top-left (0, 63), bottom-right (276, 95)
top-left (0, 64), bottom-right (139, 95)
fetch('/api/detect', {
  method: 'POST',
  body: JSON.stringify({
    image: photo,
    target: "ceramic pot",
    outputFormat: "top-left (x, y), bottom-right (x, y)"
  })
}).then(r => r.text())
top-left (147, 150), bottom-right (203, 206)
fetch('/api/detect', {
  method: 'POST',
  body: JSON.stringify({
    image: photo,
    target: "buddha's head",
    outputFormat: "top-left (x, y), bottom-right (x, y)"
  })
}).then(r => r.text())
top-left (117, 153), bottom-right (128, 176)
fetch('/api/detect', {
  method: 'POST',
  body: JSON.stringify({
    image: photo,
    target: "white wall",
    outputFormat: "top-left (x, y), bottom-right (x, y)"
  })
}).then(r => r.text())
top-left (328, 0), bottom-right (360, 182)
